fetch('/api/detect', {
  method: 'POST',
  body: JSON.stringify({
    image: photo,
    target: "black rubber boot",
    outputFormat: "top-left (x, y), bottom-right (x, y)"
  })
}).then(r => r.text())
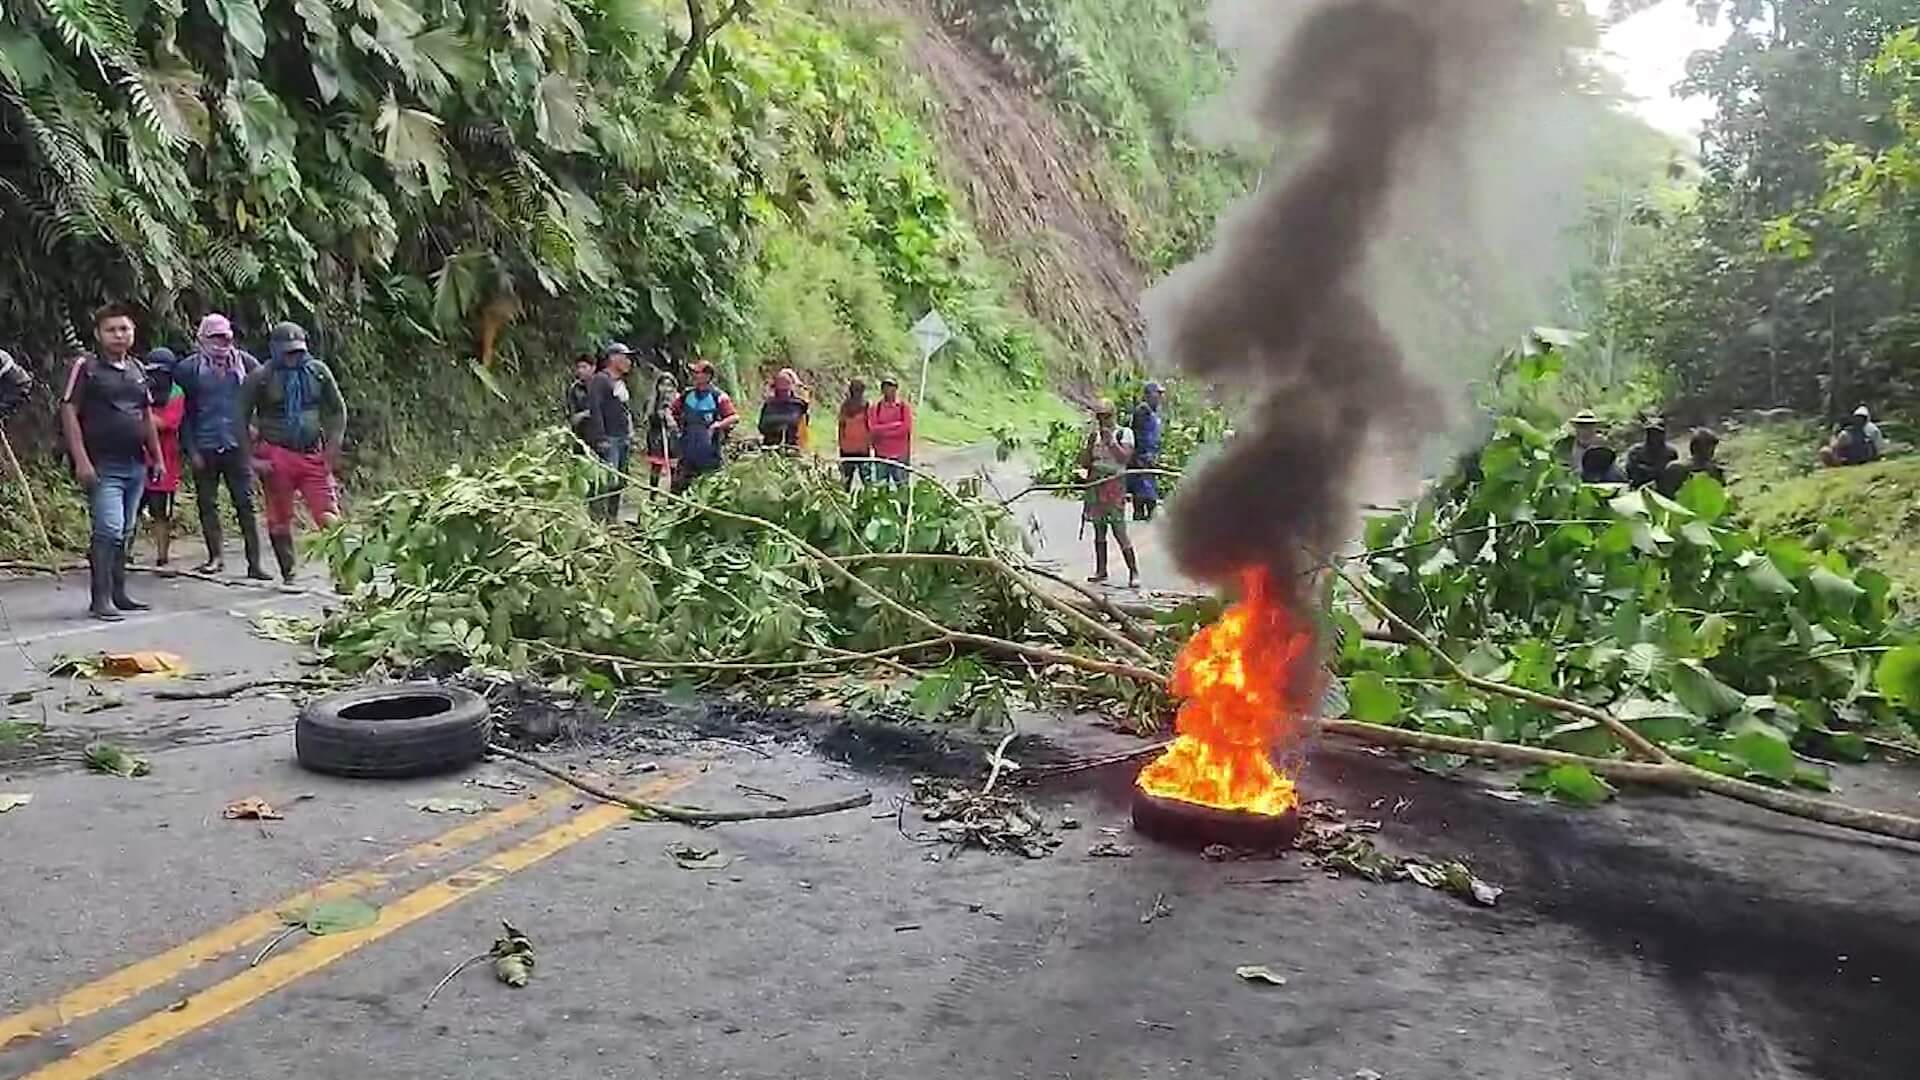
top-left (1121, 545), bottom-right (1141, 590)
top-left (1088, 540), bottom-right (1109, 583)
top-left (110, 540), bottom-right (149, 611)
top-left (87, 538), bottom-right (122, 621)
top-left (1140, 500), bottom-right (1157, 522)
top-left (271, 532), bottom-right (297, 584)
top-left (195, 518), bottom-right (225, 573)
top-left (241, 526), bottom-right (270, 580)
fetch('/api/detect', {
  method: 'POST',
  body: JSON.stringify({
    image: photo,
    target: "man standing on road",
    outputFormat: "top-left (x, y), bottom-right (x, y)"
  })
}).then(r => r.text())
top-left (868, 375), bottom-right (913, 483)
top-left (585, 343), bottom-right (635, 520)
top-left (174, 314), bottom-right (268, 578)
top-left (60, 303), bottom-right (165, 620)
top-left (1128, 381), bottom-right (1165, 521)
top-left (1082, 399), bottom-right (1140, 589)
top-left (672, 360), bottom-right (738, 492)
top-left (239, 321), bottom-right (347, 584)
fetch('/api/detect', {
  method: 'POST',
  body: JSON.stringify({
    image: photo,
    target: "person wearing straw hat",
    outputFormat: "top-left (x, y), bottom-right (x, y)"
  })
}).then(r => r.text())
top-left (1565, 408), bottom-right (1607, 470)
top-left (1081, 399), bottom-right (1140, 589)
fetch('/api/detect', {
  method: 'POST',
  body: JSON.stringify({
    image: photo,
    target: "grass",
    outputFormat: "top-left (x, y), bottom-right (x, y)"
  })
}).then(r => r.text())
top-left (1721, 416), bottom-right (1920, 597)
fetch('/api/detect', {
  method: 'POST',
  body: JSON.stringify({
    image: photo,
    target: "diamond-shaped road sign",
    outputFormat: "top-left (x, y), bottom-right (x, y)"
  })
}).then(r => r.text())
top-left (911, 310), bottom-right (951, 361)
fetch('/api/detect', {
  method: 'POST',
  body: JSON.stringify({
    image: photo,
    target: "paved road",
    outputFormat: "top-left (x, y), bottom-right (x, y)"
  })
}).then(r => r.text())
top-left (4, 484), bottom-right (1920, 1080)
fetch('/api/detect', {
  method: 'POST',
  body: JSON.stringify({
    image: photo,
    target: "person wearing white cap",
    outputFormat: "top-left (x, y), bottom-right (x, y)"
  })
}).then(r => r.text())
top-left (1821, 407), bottom-right (1882, 467)
top-left (1855, 406), bottom-right (1885, 458)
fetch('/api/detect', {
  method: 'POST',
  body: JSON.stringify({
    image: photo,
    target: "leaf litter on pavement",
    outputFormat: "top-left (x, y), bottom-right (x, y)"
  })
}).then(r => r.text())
top-left (84, 742), bottom-right (150, 778)
top-left (253, 897), bottom-right (382, 966)
top-left (906, 776), bottom-right (1062, 858)
top-left (423, 920), bottom-right (536, 1008)
top-left (222, 797), bottom-right (282, 821)
top-left (410, 797), bottom-right (490, 815)
top-left (0, 793), bottom-right (31, 813)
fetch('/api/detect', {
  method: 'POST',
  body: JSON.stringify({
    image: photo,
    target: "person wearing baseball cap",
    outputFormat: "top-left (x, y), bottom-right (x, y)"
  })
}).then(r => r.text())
top-left (867, 375), bottom-right (912, 483)
top-left (670, 359), bottom-right (739, 491)
top-left (584, 342), bottom-right (635, 520)
top-left (174, 312), bottom-right (269, 578)
top-left (0, 346), bottom-right (30, 420)
top-left (1081, 399), bottom-right (1139, 588)
top-left (1624, 415), bottom-right (1676, 490)
top-left (238, 321), bottom-right (347, 584)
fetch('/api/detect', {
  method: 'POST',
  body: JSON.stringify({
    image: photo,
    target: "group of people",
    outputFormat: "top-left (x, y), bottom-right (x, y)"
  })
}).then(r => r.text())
top-left (1818, 406), bottom-right (1886, 467)
top-left (564, 347), bottom-right (917, 520)
top-left (1567, 411), bottom-right (1723, 495)
top-left (5, 305), bottom-right (347, 620)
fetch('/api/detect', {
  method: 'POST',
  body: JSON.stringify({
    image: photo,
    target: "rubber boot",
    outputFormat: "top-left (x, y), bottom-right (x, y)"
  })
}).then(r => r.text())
top-left (195, 518), bottom-right (225, 573)
top-left (110, 540), bottom-right (149, 611)
top-left (1088, 540), bottom-right (1109, 584)
top-left (241, 526), bottom-right (270, 581)
top-left (271, 532), bottom-right (297, 585)
top-left (87, 538), bottom-right (122, 621)
top-left (1140, 500), bottom-right (1157, 522)
top-left (1121, 545), bottom-right (1141, 590)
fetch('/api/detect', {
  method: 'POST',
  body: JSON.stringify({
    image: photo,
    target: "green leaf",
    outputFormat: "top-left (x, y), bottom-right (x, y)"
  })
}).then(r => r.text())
top-left (1519, 764), bottom-right (1616, 806)
top-left (375, 91), bottom-right (449, 200)
top-left (301, 897), bottom-right (379, 935)
top-left (1344, 672), bottom-right (1403, 725)
top-left (83, 742), bottom-right (150, 778)
top-left (1737, 554), bottom-right (1796, 597)
top-left (1726, 723), bottom-right (1795, 783)
top-left (0, 28), bottom-right (56, 90)
top-left (213, 0), bottom-right (268, 58)
top-left (1806, 566), bottom-right (1865, 614)
top-left (534, 73), bottom-right (589, 152)
top-left (1678, 520), bottom-right (1719, 550)
top-left (1674, 472), bottom-right (1728, 522)
top-left (1669, 660), bottom-right (1745, 720)
top-left (494, 953), bottom-right (533, 986)
top-left (1874, 646), bottom-right (1920, 710)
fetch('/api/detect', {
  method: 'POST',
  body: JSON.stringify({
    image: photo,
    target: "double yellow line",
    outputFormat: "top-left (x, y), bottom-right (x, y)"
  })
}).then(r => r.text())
top-left (4, 773), bottom-right (688, 1080)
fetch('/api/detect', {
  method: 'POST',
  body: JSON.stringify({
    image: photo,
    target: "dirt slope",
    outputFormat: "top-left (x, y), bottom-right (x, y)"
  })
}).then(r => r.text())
top-left (833, 0), bottom-right (1149, 383)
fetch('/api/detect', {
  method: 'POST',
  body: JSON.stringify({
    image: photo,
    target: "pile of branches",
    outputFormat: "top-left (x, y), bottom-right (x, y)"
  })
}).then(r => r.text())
top-left (313, 430), bottom-right (1920, 846)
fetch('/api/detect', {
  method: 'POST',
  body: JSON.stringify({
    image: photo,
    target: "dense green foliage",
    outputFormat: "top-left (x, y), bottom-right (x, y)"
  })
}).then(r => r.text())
top-left (1335, 415), bottom-right (1920, 798)
top-left (316, 434), bottom-right (1043, 673)
top-left (930, 0), bottom-right (1255, 270)
top-left (0, 0), bottom-right (1056, 479)
top-left (1601, 2), bottom-right (1920, 418)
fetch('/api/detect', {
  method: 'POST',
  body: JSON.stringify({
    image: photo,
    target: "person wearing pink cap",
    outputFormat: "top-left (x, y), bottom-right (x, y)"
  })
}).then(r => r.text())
top-left (174, 313), bottom-right (268, 578)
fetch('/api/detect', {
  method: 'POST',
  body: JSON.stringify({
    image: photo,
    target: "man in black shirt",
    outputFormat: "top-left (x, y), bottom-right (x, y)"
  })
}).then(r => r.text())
top-left (585, 343), bottom-right (634, 521)
top-left (1624, 418), bottom-right (1677, 491)
top-left (60, 303), bottom-right (164, 620)
top-left (564, 354), bottom-right (595, 449)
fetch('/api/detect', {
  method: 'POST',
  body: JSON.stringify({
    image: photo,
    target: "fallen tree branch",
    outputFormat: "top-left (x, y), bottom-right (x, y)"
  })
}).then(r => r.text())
top-left (152, 677), bottom-right (333, 701)
top-left (1331, 562), bottom-right (1675, 765)
top-left (1321, 719), bottom-right (1920, 844)
top-left (529, 638), bottom-right (943, 675)
top-left (486, 743), bottom-right (872, 823)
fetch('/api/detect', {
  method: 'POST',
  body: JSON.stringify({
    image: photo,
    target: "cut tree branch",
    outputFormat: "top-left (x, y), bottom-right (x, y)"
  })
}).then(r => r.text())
top-left (656, 0), bottom-right (751, 99)
top-left (487, 743), bottom-right (871, 823)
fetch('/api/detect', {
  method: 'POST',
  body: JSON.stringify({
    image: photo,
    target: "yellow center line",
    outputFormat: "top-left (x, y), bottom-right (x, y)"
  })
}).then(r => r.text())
top-left (0, 786), bottom-right (574, 1050)
top-left (23, 773), bottom-right (691, 1080)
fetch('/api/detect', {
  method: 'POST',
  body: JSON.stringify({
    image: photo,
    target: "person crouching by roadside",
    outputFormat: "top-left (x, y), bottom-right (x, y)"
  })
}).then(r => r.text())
top-left (837, 378), bottom-right (872, 489)
top-left (644, 370), bottom-right (679, 492)
top-left (176, 314), bottom-right (268, 578)
top-left (1687, 428), bottom-right (1725, 485)
top-left (758, 366), bottom-right (810, 451)
top-left (1082, 399), bottom-right (1140, 589)
top-left (673, 360), bottom-right (739, 491)
top-left (239, 322), bottom-right (347, 585)
top-left (585, 343), bottom-right (635, 521)
top-left (868, 375), bottom-right (913, 483)
top-left (60, 303), bottom-right (165, 620)
top-left (140, 348), bottom-right (187, 567)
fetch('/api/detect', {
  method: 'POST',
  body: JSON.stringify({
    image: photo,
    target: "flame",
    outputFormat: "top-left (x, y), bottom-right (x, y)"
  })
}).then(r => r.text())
top-left (1136, 568), bottom-right (1314, 816)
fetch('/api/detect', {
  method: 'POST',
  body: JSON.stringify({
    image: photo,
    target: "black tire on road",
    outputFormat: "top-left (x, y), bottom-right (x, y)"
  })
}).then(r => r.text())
top-left (295, 684), bottom-right (491, 779)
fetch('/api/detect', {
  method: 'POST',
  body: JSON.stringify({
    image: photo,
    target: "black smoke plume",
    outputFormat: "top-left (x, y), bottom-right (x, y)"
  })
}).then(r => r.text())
top-left (1148, 0), bottom-right (1559, 603)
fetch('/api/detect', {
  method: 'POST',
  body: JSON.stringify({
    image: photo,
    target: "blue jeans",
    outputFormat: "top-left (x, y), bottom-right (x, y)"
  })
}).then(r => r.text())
top-left (89, 459), bottom-right (147, 543)
top-left (592, 437), bottom-right (631, 521)
top-left (875, 459), bottom-right (907, 484)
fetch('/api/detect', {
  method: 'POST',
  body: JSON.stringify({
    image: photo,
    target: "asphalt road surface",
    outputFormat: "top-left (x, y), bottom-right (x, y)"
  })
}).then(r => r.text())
top-left (4, 476), bottom-right (1920, 1080)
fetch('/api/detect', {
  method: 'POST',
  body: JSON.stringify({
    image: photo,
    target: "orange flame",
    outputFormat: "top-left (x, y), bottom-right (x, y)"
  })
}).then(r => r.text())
top-left (1136, 568), bottom-right (1314, 816)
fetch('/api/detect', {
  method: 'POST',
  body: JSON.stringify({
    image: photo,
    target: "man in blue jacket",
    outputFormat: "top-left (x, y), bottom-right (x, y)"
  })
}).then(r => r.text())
top-left (173, 313), bottom-right (269, 578)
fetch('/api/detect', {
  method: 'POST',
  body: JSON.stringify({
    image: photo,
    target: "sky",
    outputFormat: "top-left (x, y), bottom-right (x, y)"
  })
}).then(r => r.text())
top-left (1584, 0), bottom-right (1731, 137)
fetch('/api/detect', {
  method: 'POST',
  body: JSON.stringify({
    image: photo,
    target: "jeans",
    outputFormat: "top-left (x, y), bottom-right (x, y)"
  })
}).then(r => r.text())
top-left (839, 458), bottom-right (874, 488)
top-left (88, 459), bottom-right (147, 543)
top-left (593, 437), bottom-right (631, 521)
top-left (875, 458), bottom-right (907, 484)
top-left (192, 447), bottom-right (259, 535)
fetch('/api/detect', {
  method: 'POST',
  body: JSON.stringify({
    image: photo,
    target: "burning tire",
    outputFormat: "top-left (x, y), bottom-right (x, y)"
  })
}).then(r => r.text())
top-left (1131, 788), bottom-right (1302, 851)
top-left (295, 684), bottom-right (491, 779)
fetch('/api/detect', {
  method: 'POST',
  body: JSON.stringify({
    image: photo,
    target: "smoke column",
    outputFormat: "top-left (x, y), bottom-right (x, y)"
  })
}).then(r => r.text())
top-left (1147, 0), bottom-right (1564, 604)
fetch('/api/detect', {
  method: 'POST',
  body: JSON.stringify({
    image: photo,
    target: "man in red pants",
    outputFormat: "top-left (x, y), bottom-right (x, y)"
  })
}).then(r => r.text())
top-left (238, 322), bottom-right (348, 584)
